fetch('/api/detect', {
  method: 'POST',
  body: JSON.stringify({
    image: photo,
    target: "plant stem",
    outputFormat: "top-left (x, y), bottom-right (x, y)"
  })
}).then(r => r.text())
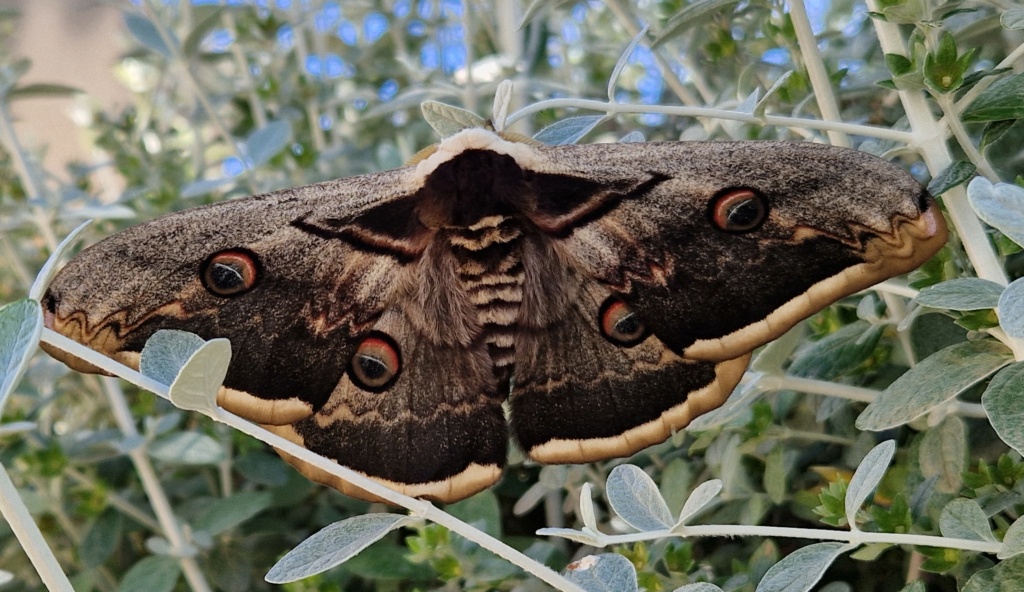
top-left (100, 377), bottom-right (214, 592)
top-left (0, 463), bottom-right (74, 591)
top-left (505, 98), bottom-right (917, 142)
top-left (759, 373), bottom-right (988, 419)
top-left (865, 1), bottom-right (1007, 286)
top-left (788, 0), bottom-right (850, 148)
top-left (934, 93), bottom-right (1000, 182)
top-left (581, 522), bottom-right (1003, 554)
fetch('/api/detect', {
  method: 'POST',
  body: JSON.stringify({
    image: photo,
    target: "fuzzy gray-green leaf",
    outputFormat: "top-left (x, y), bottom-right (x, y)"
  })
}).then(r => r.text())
top-left (565, 554), bottom-right (638, 592)
top-left (194, 491), bottom-right (274, 536)
top-left (982, 362), bottom-right (1024, 455)
top-left (421, 101), bottom-right (486, 137)
top-left (962, 72), bottom-right (1024, 122)
top-left (939, 498), bottom-right (996, 542)
top-left (963, 555), bottom-right (1024, 592)
top-left (0, 299), bottom-right (42, 413)
top-left (856, 340), bottom-right (1012, 430)
top-left (606, 465), bottom-right (673, 531)
top-left (149, 431), bottom-right (225, 465)
top-left (267, 514), bottom-right (415, 583)
top-left (968, 177), bottom-right (1024, 247)
top-left (927, 161), bottom-right (976, 196)
top-left (141, 330), bottom-right (206, 386)
top-left (998, 277), bottom-right (1024, 338)
top-left (916, 278), bottom-right (1004, 311)
top-left (118, 555), bottom-right (181, 592)
top-left (998, 516), bottom-right (1024, 559)
top-left (244, 121), bottom-right (292, 168)
top-left (845, 440), bottom-right (895, 528)
top-left (533, 116), bottom-right (606, 145)
top-left (919, 416), bottom-right (966, 493)
top-left (755, 542), bottom-right (851, 592)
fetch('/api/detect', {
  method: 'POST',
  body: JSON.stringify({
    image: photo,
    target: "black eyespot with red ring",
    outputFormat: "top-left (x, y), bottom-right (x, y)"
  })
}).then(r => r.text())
top-left (708, 188), bottom-right (768, 233)
top-left (598, 297), bottom-right (649, 347)
top-left (349, 332), bottom-right (402, 392)
top-left (201, 249), bottom-right (260, 297)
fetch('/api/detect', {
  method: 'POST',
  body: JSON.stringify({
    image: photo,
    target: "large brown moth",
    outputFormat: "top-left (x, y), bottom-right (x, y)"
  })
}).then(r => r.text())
top-left (41, 128), bottom-right (947, 503)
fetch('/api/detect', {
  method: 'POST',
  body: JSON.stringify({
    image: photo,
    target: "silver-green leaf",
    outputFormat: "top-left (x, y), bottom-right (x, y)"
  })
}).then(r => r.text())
top-left (675, 480), bottom-right (722, 529)
top-left (140, 330), bottom-right (207, 386)
top-left (998, 277), bottom-right (1024, 338)
top-left (148, 431), bottom-right (225, 465)
top-left (856, 340), bottom-right (1013, 430)
top-left (564, 554), bottom-right (639, 592)
top-left (244, 120), bottom-right (292, 168)
top-left (193, 491), bottom-right (274, 536)
top-left (998, 515), bottom-right (1024, 559)
top-left (916, 278), bottom-right (1004, 311)
top-left (967, 177), bottom-right (1024, 247)
top-left (421, 101), bottom-right (486, 137)
top-left (118, 555), bottom-right (181, 592)
top-left (963, 555), bottom-right (1024, 592)
top-left (533, 116), bottom-right (606, 145)
top-left (939, 498), bottom-right (996, 542)
top-left (982, 362), bottom-right (1024, 456)
top-left (845, 440), bottom-right (895, 529)
top-left (606, 465), bottom-right (673, 531)
top-left (0, 299), bottom-right (42, 413)
top-left (673, 584), bottom-right (725, 592)
top-left (918, 416), bottom-right (966, 493)
top-left (266, 514), bottom-right (415, 583)
top-left (755, 542), bottom-right (852, 592)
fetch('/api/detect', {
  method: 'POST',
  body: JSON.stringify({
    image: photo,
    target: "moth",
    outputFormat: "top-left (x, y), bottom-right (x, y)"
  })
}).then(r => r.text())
top-left (42, 128), bottom-right (947, 502)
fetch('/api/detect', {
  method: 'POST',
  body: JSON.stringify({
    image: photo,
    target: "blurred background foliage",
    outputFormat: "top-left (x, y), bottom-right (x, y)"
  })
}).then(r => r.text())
top-left (0, 0), bottom-right (1022, 591)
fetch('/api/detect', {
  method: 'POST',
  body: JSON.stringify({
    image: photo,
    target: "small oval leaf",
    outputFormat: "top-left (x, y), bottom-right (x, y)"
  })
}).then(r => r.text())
top-left (606, 465), bottom-right (673, 532)
top-left (149, 431), bottom-right (225, 465)
top-left (916, 278), bottom-right (1004, 311)
top-left (564, 554), bottom-right (639, 592)
top-left (193, 491), bottom-right (273, 536)
top-left (118, 555), bottom-right (181, 592)
top-left (968, 177), bottom-right (1024, 246)
top-left (169, 339), bottom-right (231, 414)
top-left (926, 160), bottom-right (976, 196)
top-left (0, 299), bottom-right (43, 412)
top-left (675, 479), bottom-right (723, 528)
top-left (856, 340), bottom-right (1012, 430)
top-left (124, 13), bottom-right (176, 58)
top-left (421, 101), bottom-right (486, 137)
top-left (141, 330), bottom-right (206, 386)
top-left (845, 440), bottom-right (895, 528)
top-left (982, 362), bottom-right (1024, 455)
top-left (755, 542), bottom-right (851, 592)
top-left (939, 498), bottom-right (996, 542)
top-left (533, 116), bottom-right (606, 145)
top-left (998, 515), bottom-right (1024, 559)
top-left (964, 555), bottom-right (1024, 592)
top-left (244, 121), bottom-right (292, 168)
top-left (266, 514), bottom-right (416, 583)
top-left (998, 277), bottom-right (1024, 338)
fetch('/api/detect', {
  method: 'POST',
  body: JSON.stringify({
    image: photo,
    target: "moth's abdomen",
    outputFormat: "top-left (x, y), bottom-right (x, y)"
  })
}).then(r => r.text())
top-left (449, 216), bottom-right (526, 380)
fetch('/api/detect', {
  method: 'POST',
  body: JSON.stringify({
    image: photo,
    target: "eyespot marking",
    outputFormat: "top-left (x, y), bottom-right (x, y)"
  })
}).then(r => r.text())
top-left (709, 188), bottom-right (768, 233)
top-left (598, 297), bottom-right (649, 347)
top-left (201, 250), bottom-right (259, 297)
top-left (349, 333), bottom-right (402, 392)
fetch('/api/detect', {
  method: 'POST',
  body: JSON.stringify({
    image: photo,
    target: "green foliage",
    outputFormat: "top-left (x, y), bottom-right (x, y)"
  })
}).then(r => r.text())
top-left (1, 1), bottom-right (1023, 591)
